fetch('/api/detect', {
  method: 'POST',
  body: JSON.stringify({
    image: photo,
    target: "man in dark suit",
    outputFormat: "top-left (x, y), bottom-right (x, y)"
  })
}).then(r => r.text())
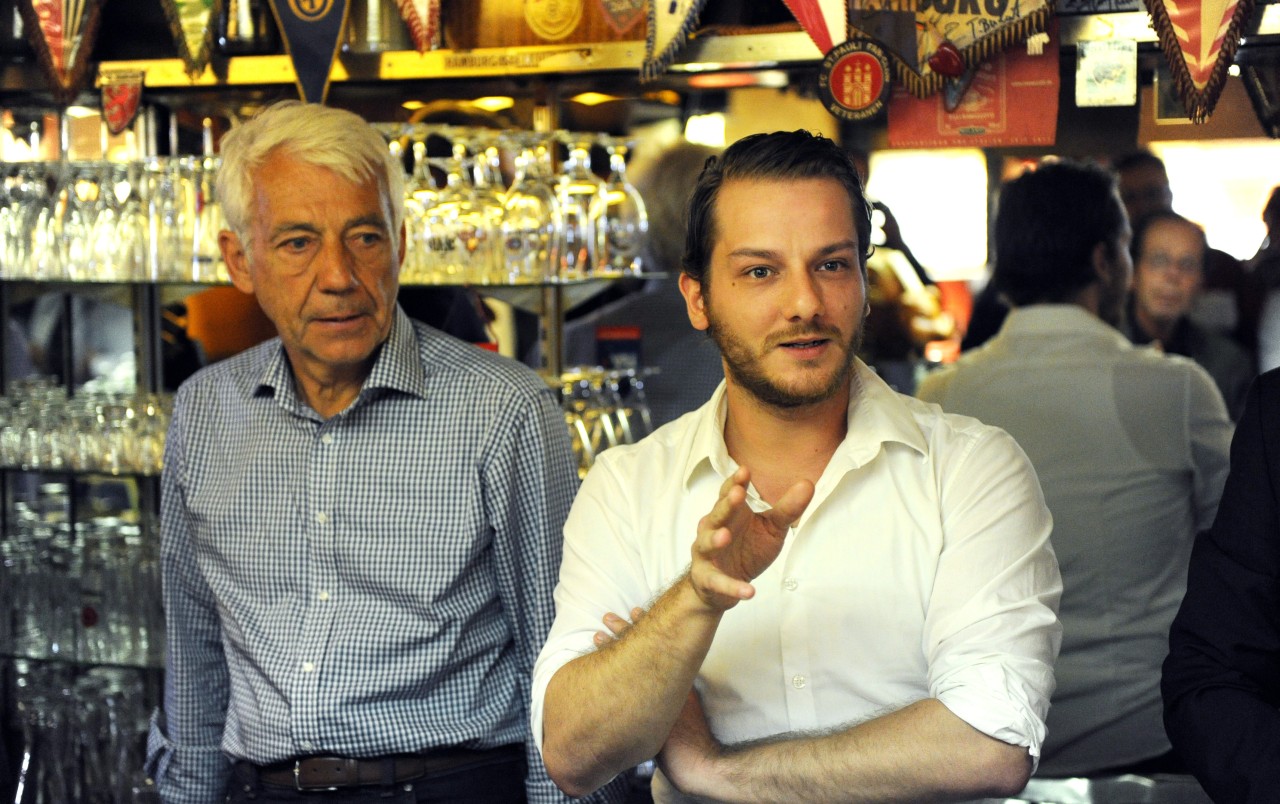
top-left (1163, 369), bottom-right (1280, 803)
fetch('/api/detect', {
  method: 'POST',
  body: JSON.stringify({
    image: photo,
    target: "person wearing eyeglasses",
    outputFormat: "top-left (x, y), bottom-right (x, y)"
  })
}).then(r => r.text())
top-left (1125, 210), bottom-right (1254, 421)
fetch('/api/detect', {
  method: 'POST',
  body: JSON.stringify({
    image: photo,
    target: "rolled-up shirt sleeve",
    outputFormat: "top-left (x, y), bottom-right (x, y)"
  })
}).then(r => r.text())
top-left (926, 426), bottom-right (1063, 765)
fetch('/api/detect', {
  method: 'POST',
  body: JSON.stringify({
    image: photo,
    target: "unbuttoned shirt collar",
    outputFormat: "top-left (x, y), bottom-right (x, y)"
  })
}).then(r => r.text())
top-left (992, 304), bottom-right (1133, 354)
top-left (251, 306), bottom-right (428, 419)
top-left (681, 360), bottom-right (929, 528)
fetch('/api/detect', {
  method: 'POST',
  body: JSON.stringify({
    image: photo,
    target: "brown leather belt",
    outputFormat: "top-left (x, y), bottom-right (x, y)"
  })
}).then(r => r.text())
top-left (246, 745), bottom-right (521, 791)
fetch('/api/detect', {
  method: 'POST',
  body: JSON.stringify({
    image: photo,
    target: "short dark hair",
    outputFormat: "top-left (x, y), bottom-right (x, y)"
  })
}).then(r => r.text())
top-left (1112, 149), bottom-right (1166, 176)
top-left (682, 130), bottom-right (872, 284)
top-left (1130, 210), bottom-right (1207, 270)
top-left (993, 160), bottom-right (1128, 306)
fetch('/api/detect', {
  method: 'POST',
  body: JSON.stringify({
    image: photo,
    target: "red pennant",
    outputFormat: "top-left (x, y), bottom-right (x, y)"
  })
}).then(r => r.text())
top-left (395, 0), bottom-right (439, 52)
top-left (781, 0), bottom-right (846, 55)
top-left (18, 0), bottom-right (106, 102)
top-left (597, 0), bottom-right (643, 35)
top-left (101, 70), bottom-right (144, 135)
top-left (1144, 0), bottom-right (1255, 122)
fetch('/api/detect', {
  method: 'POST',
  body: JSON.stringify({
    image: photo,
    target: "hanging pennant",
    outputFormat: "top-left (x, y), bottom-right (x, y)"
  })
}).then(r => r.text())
top-left (158, 0), bottom-right (216, 77)
top-left (100, 69), bottom-right (145, 135)
top-left (780, 0), bottom-right (846, 55)
top-left (849, 0), bottom-right (1053, 98)
top-left (1143, 0), bottom-right (1254, 122)
top-left (269, 0), bottom-right (349, 104)
top-left (598, 0), bottom-right (644, 35)
top-left (642, 0), bottom-right (708, 81)
top-left (17, 0), bottom-right (106, 102)
top-left (394, 0), bottom-right (438, 51)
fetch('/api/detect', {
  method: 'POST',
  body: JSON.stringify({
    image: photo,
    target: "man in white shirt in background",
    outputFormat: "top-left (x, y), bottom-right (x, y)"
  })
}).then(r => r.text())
top-left (918, 160), bottom-right (1232, 778)
top-left (532, 130), bottom-right (1063, 803)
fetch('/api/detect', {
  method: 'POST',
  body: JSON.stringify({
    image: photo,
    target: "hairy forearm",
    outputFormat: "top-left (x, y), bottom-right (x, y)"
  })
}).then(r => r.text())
top-left (541, 574), bottom-right (721, 796)
top-left (697, 700), bottom-right (1031, 804)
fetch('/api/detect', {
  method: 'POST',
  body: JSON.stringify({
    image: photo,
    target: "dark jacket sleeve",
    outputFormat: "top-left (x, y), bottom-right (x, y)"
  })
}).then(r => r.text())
top-left (1163, 369), bottom-right (1280, 803)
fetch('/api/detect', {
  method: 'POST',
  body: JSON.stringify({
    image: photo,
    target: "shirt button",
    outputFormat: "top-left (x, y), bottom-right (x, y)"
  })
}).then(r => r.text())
top-left (314, 511), bottom-right (328, 524)
top-left (791, 674), bottom-right (807, 689)
top-left (300, 741), bottom-right (315, 752)
top-left (783, 577), bottom-right (799, 592)
top-left (318, 590), bottom-right (330, 601)
top-left (302, 661), bottom-right (315, 673)
top-left (321, 434), bottom-right (334, 445)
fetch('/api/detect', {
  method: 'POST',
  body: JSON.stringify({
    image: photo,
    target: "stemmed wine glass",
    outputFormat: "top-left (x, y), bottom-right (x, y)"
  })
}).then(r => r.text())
top-left (597, 135), bottom-right (649, 275)
top-left (555, 131), bottom-right (606, 279)
top-left (501, 131), bottom-right (561, 283)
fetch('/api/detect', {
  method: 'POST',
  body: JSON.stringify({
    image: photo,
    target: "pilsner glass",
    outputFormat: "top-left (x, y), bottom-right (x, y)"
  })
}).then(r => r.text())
top-left (597, 137), bottom-right (649, 275)
top-left (555, 133), bottom-right (606, 279)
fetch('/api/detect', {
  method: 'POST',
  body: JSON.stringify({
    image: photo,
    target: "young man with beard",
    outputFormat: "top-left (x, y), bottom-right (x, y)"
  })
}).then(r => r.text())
top-left (531, 131), bottom-right (1063, 802)
top-left (918, 161), bottom-right (1233, 778)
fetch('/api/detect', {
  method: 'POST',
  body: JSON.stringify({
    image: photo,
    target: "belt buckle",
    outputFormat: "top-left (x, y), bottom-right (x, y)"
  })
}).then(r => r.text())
top-left (293, 760), bottom-right (339, 792)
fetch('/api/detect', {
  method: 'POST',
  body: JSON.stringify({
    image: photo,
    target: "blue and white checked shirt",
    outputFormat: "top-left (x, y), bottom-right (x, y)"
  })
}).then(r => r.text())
top-left (147, 307), bottom-right (621, 803)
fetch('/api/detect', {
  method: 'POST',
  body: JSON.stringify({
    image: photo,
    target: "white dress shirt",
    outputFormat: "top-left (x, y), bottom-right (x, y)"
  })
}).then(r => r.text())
top-left (917, 305), bottom-right (1233, 776)
top-left (533, 361), bottom-right (1062, 801)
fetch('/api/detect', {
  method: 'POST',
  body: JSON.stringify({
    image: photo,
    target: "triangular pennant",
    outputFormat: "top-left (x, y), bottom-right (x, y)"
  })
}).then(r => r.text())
top-left (1143, 0), bottom-right (1255, 122)
top-left (598, 0), bottom-right (644, 35)
top-left (643, 0), bottom-right (708, 81)
top-left (158, 0), bottom-right (216, 78)
top-left (100, 69), bottom-right (145, 135)
top-left (850, 0), bottom-right (1052, 98)
top-left (395, 0), bottom-right (439, 52)
top-left (268, 0), bottom-right (349, 104)
top-left (17, 0), bottom-right (106, 103)
top-left (780, 0), bottom-right (846, 55)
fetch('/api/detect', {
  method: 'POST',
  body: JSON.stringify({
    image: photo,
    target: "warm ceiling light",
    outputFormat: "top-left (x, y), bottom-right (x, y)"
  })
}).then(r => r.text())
top-left (471, 96), bottom-right (515, 112)
top-left (401, 100), bottom-right (428, 111)
top-left (65, 105), bottom-right (99, 119)
top-left (570, 92), bottom-right (620, 107)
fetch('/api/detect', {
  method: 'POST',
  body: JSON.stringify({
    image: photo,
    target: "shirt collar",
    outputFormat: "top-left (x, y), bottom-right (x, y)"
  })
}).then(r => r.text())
top-left (680, 360), bottom-right (928, 489)
top-left (998, 304), bottom-right (1131, 349)
top-left (252, 305), bottom-right (427, 411)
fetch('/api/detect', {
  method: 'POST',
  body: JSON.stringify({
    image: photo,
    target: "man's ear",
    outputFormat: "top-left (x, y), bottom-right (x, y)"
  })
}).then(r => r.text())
top-left (1091, 241), bottom-right (1111, 285)
top-left (221, 230), bottom-right (254, 295)
top-left (679, 272), bottom-right (709, 331)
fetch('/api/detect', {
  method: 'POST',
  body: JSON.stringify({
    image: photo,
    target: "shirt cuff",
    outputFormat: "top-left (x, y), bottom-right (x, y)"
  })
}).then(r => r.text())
top-left (936, 662), bottom-right (1053, 772)
top-left (146, 708), bottom-right (233, 804)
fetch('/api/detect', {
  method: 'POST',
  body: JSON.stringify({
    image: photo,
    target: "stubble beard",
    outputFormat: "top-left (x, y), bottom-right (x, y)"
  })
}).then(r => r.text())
top-left (705, 305), bottom-right (865, 410)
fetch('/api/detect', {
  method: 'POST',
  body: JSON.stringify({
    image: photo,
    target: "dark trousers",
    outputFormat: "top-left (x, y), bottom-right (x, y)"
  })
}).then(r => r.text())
top-left (228, 750), bottom-right (527, 804)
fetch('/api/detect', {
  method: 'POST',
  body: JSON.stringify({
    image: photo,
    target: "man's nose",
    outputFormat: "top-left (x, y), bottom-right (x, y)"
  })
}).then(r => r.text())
top-left (315, 239), bottom-right (359, 291)
top-left (784, 269), bottom-right (824, 320)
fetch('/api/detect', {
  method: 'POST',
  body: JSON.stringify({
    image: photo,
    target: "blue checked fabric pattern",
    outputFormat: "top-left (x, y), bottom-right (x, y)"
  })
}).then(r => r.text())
top-left (147, 307), bottom-right (621, 803)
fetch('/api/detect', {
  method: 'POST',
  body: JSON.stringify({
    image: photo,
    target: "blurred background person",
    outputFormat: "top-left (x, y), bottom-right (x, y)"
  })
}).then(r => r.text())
top-left (1125, 210), bottom-right (1254, 420)
top-left (1115, 150), bottom-right (1261, 355)
top-left (918, 160), bottom-right (1233, 780)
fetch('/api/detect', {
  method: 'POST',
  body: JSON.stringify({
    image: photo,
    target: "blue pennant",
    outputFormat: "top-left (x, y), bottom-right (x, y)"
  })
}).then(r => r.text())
top-left (269, 0), bottom-right (350, 104)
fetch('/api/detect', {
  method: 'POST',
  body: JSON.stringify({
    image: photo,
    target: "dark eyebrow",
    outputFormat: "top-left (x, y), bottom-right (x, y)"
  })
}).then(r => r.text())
top-left (345, 215), bottom-right (390, 232)
top-left (268, 222), bottom-right (321, 240)
top-left (726, 240), bottom-right (859, 261)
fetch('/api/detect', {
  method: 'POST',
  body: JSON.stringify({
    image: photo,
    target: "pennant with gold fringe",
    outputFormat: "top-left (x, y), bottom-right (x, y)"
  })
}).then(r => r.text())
top-left (268, 0), bottom-right (350, 104)
top-left (1143, 0), bottom-right (1254, 122)
top-left (849, 0), bottom-right (1054, 98)
top-left (17, 0), bottom-right (105, 103)
top-left (100, 69), bottom-right (145, 135)
top-left (643, 0), bottom-right (708, 81)
top-left (395, 0), bottom-right (439, 51)
top-left (781, 0), bottom-right (847, 54)
top-left (158, 0), bottom-right (215, 78)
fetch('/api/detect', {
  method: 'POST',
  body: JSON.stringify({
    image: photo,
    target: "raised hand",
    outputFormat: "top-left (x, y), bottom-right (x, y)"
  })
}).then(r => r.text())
top-left (689, 466), bottom-right (813, 612)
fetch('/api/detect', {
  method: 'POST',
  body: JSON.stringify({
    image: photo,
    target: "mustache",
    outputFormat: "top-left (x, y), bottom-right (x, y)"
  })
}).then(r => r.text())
top-left (766, 326), bottom-right (844, 349)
